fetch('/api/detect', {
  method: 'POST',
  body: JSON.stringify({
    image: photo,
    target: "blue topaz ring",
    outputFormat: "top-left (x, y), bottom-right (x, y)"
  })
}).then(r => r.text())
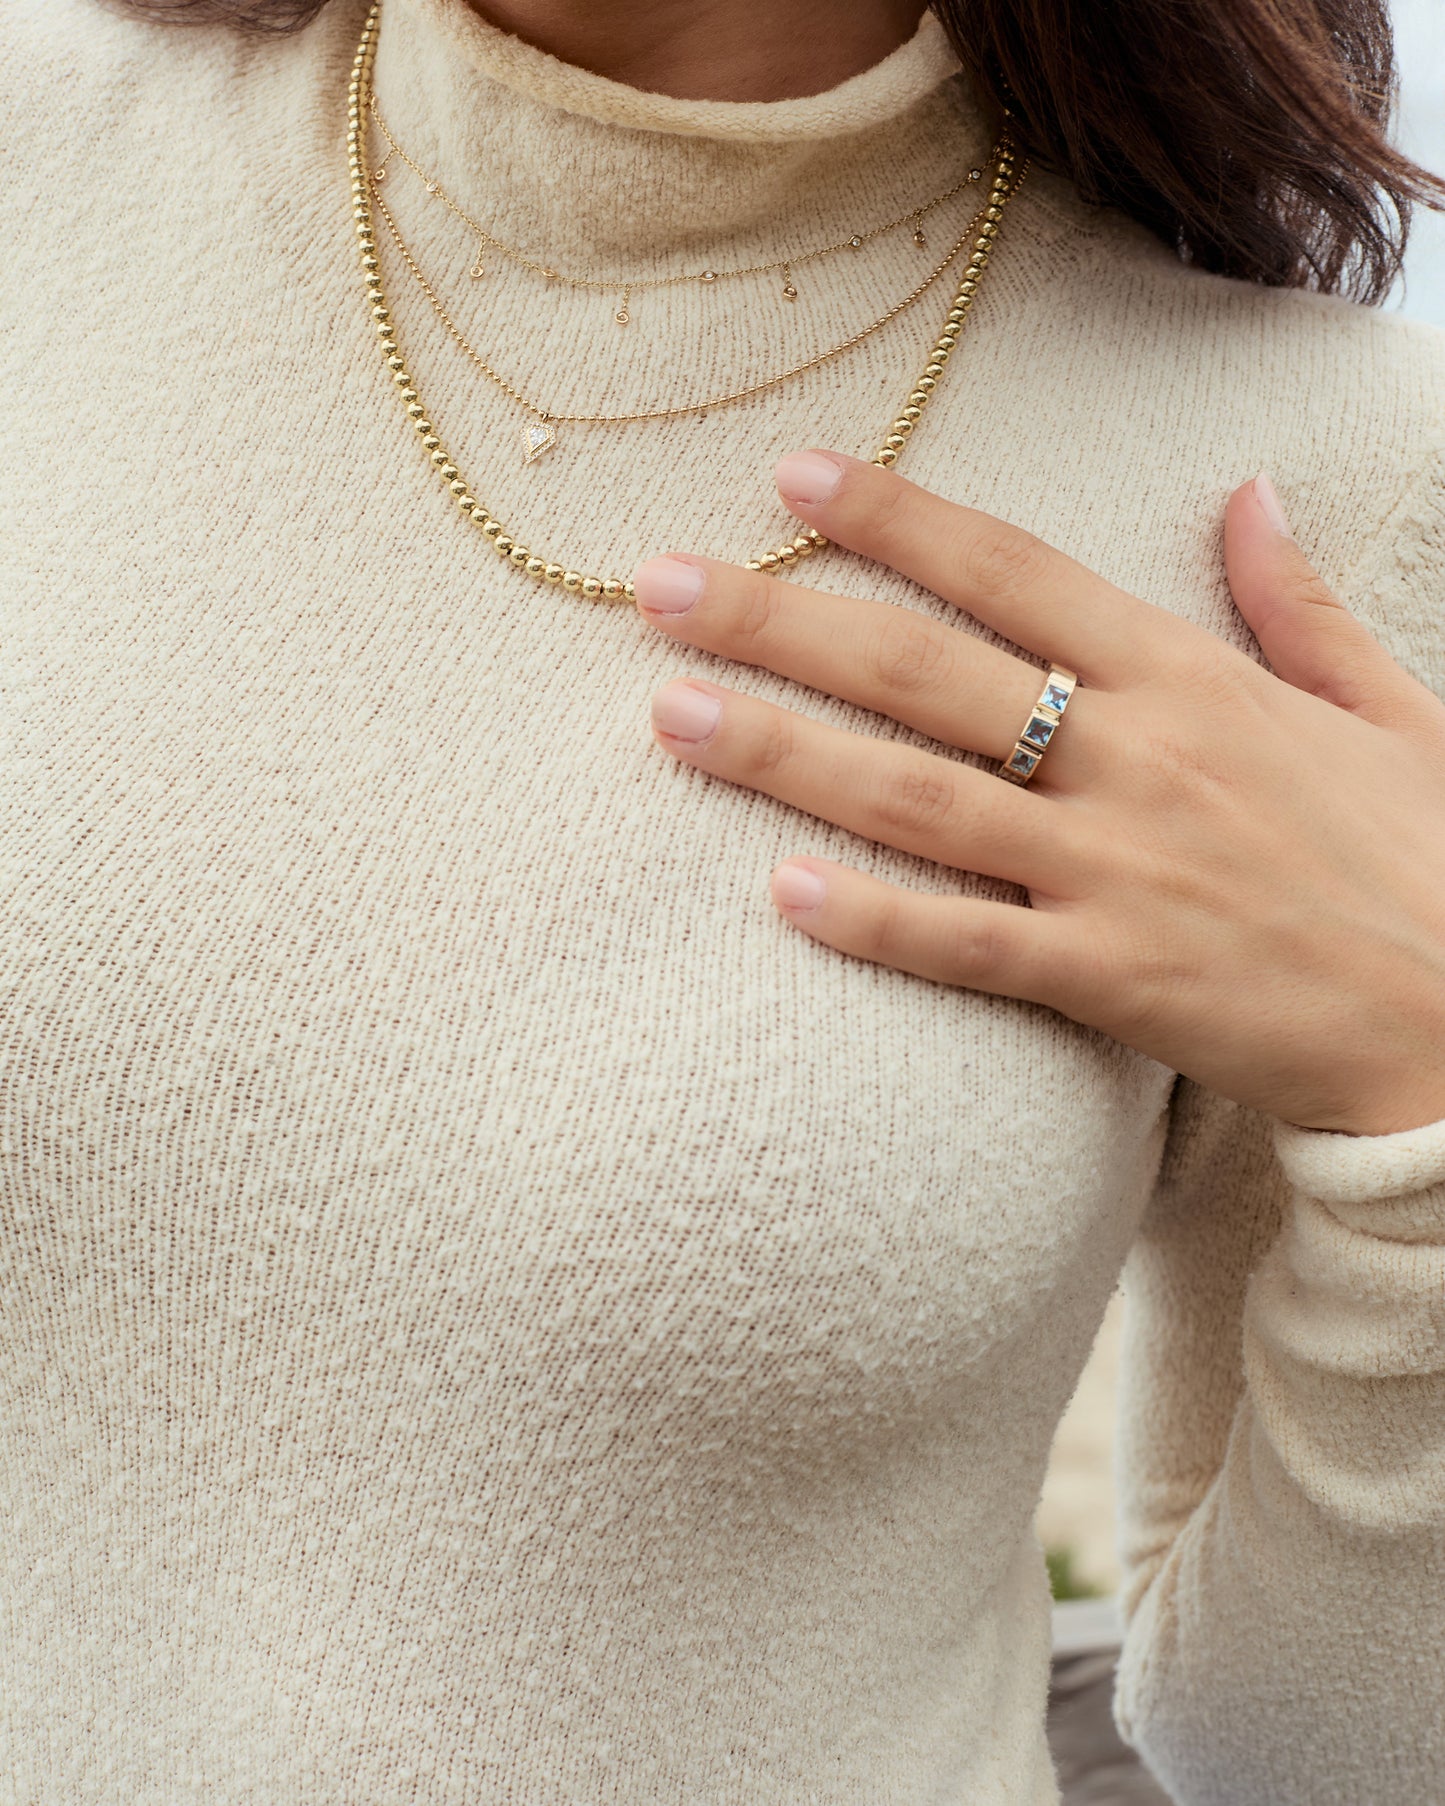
top-left (997, 667), bottom-right (1078, 785)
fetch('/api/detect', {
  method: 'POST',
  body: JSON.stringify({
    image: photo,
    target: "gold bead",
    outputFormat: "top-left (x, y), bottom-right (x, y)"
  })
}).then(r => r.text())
top-left (745, 559), bottom-right (763, 572)
top-left (429, 450), bottom-right (448, 467)
top-left (581, 576), bottom-right (603, 598)
top-left (874, 447), bottom-right (899, 467)
top-left (778, 544), bottom-right (799, 566)
top-left (481, 519), bottom-right (503, 539)
top-left (884, 433), bottom-right (907, 453)
top-left (412, 418), bottom-right (431, 435)
top-left (562, 571), bottom-right (584, 592)
top-left (422, 435), bottom-right (441, 452)
top-left (469, 504), bottom-right (490, 522)
top-left (524, 557), bottom-right (547, 578)
top-left (494, 536), bottom-right (514, 556)
top-left (406, 403), bottom-right (426, 420)
top-left (891, 418), bottom-right (914, 436)
top-left (806, 527), bottom-right (828, 548)
top-left (908, 388), bottom-right (929, 407)
top-left (980, 222), bottom-right (999, 240)
top-left (601, 578), bottom-right (624, 599)
top-left (456, 494), bottom-right (475, 512)
top-left (398, 384), bottom-right (417, 400)
top-left (938, 333), bottom-right (958, 350)
top-left (449, 479), bottom-right (468, 497)
top-left (374, 321), bottom-right (394, 337)
top-left (792, 534), bottom-right (815, 557)
top-left (544, 563), bottom-right (565, 583)
top-left (439, 463), bottom-right (459, 481)
top-left (925, 361), bottom-right (946, 378)
top-left (918, 374), bottom-right (937, 391)
top-left (902, 405), bottom-right (922, 423)
top-left (361, 257), bottom-right (379, 273)
top-left (946, 308), bottom-right (966, 325)
top-left (759, 551), bottom-right (781, 573)
top-left (508, 545), bottom-right (530, 566)
top-left (985, 206), bottom-right (1004, 223)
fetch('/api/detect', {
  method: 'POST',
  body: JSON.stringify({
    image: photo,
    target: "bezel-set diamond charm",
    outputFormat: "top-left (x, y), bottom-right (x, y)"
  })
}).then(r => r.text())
top-left (522, 418), bottom-right (557, 464)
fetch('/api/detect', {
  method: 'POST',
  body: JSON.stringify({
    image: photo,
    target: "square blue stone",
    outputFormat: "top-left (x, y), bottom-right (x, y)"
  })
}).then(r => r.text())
top-left (1008, 747), bottom-right (1038, 775)
top-left (1022, 713), bottom-right (1055, 748)
top-left (1043, 683), bottom-right (1071, 713)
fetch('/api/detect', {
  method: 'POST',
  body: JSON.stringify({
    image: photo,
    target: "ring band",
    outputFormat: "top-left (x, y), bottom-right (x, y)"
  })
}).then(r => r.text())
top-left (997, 666), bottom-right (1078, 785)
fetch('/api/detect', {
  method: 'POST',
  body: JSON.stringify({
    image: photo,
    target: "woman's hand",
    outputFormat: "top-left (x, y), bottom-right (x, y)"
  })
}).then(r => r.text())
top-left (633, 449), bottom-right (1445, 1138)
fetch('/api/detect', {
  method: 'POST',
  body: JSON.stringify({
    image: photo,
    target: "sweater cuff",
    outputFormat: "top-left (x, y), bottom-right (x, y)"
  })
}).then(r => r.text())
top-left (1273, 1110), bottom-right (1445, 1213)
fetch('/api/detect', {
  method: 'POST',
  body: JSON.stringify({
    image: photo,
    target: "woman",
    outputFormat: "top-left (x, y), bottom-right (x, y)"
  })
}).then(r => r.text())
top-left (2, 0), bottom-right (1441, 1798)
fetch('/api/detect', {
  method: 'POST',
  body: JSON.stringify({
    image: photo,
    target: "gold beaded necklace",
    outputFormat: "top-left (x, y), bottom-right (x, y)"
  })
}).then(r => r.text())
top-left (346, 0), bottom-right (1025, 602)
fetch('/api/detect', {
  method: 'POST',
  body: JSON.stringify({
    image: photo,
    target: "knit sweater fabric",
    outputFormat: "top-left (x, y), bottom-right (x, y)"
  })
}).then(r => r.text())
top-left (2, 0), bottom-right (1444, 1800)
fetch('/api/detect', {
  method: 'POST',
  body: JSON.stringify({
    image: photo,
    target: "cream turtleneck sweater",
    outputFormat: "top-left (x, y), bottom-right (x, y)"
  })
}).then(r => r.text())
top-left (3, 0), bottom-right (1444, 1800)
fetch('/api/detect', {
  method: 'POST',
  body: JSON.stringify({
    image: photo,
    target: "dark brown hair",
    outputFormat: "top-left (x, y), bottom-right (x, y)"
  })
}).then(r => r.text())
top-left (109, 0), bottom-right (1443, 303)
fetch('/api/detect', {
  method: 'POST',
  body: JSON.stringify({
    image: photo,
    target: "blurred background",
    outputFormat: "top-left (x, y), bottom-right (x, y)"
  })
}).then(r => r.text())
top-left (1037, 3), bottom-right (1445, 1599)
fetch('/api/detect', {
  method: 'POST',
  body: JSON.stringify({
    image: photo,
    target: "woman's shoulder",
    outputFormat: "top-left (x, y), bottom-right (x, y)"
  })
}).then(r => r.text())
top-left (1026, 171), bottom-right (1445, 478)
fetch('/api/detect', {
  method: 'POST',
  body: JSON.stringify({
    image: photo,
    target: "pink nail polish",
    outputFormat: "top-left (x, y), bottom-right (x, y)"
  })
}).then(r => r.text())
top-left (633, 556), bottom-right (706, 614)
top-left (774, 450), bottom-right (845, 507)
top-left (652, 682), bottom-right (721, 743)
top-left (773, 862), bottom-right (827, 912)
top-left (1254, 472), bottom-right (1295, 540)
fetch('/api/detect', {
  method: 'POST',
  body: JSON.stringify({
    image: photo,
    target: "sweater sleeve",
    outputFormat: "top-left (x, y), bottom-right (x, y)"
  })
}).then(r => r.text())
top-left (1111, 452), bottom-right (1445, 1805)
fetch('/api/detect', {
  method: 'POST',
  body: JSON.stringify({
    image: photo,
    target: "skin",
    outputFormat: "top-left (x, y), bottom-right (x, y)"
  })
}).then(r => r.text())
top-left (633, 454), bottom-right (1445, 1138)
top-left (465, 0), bottom-right (929, 101)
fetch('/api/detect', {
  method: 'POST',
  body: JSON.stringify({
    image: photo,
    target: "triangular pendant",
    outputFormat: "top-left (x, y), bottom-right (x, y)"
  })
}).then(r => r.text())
top-left (522, 418), bottom-right (557, 465)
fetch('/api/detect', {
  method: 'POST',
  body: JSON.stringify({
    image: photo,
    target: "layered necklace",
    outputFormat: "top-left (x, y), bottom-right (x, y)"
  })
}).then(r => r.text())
top-left (346, 1), bottom-right (1026, 602)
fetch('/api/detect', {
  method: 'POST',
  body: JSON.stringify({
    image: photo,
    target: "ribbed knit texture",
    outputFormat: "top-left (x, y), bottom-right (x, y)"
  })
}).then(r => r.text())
top-left (2, 1), bottom-right (1443, 1800)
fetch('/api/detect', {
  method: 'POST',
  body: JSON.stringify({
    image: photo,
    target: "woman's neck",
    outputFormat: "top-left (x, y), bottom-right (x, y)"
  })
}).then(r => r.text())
top-left (462, 0), bottom-right (931, 102)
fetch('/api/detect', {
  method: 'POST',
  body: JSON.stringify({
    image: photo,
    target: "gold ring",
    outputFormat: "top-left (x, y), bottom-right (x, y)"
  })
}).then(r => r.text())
top-left (997, 666), bottom-right (1078, 785)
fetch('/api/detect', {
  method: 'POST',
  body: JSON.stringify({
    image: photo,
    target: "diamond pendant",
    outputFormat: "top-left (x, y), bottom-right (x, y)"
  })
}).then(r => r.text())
top-left (523, 418), bottom-right (557, 465)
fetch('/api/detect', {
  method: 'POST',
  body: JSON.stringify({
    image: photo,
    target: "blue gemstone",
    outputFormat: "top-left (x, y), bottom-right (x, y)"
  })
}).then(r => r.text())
top-left (1023, 714), bottom-right (1055, 747)
top-left (1008, 748), bottom-right (1037, 774)
top-left (1044, 683), bottom-right (1070, 712)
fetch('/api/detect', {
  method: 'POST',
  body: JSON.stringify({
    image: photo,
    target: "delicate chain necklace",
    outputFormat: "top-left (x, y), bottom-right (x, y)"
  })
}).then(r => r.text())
top-left (370, 179), bottom-right (989, 458)
top-left (346, 0), bottom-right (1025, 602)
top-left (368, 94), bottom-right (989, 320)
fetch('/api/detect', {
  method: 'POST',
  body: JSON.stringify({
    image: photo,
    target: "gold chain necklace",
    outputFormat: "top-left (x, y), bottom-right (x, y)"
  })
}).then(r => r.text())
top-left (370, 179), bottom-right (989, 458)
top-left (368, 94), bottom-right (989, 319)
top-left (346, 1), bottom-right (1025, 602)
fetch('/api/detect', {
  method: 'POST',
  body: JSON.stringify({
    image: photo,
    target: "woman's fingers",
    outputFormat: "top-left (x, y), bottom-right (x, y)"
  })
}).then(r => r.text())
top-left (633, 553), bottom-right (1107, 793)
top-left (1223, 474), bottom-right (1445, 737)
top-left (648, 676), bottom-right (1099, 897)
top-left (770, 449), bottom-right (1190, 684)
top-left (768, 856), bottom-right (1085, 1009)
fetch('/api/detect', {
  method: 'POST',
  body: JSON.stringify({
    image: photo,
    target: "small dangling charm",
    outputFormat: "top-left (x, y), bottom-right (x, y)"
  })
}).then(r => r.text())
top-left (523, 415), bottom-right (558, 466)
top-left (425, 179), bottom-right (440, 195)
top-left (913, 215), bottom-right (928, 249)
top-left (371, 156), bottom-right (391, 185)
top-left (614, 285), bottom-right (631, 326)
top-left (470, 235), bottom-right (487, 279)
top-left (781, 263), bottom-right (798, 302)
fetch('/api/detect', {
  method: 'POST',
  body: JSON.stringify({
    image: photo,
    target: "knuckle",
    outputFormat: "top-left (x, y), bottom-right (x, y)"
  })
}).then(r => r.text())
top-left (871, 760), bottom-right (958, 839)
top-left (743, 708), bottom-right (796, 781)
top-left (953, 520), bottom-right (1049, 599)
top-left (862, 612), bottom-right (953, 698)
top-left (732, 569), bottom-right (786, 647)
top-left (940, 908), bottom-right (1017, 979)
top-left (1293, 570), bottom-right (1345, 614)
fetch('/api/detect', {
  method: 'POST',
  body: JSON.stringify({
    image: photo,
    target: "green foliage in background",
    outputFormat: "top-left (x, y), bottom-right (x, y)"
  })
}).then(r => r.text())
top-left (1045, 1545), bottom-right (1103, 1601)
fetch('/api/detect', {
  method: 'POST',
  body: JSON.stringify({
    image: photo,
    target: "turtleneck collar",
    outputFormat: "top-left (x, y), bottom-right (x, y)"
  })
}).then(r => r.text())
top-left (369, 0), bottom-right (997, 270)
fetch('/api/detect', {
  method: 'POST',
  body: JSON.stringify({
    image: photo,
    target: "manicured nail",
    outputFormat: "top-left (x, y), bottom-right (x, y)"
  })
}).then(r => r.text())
top-left (652, 681), bottom-right (722, 743)
top-left (633, 555), bottom-right (706, 615)
top-left (774, 450), bottom-right (845, 507)
top-left (772, 861), bottom-right (828, 912)
top-left (1253, 472), bottom-right (1294, 540)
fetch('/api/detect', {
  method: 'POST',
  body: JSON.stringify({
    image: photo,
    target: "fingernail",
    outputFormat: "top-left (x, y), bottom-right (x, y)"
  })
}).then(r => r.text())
top-left (652, 681), bottom-right (721, 743)
top-left (772, 861), bottom-right (827, 912)
top-left (633, 555), bottom-right (706, 615)
top-left (1254, 472), bottom-right (1295, 540)
top-left (774, 450), bottom-right (845, 507)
